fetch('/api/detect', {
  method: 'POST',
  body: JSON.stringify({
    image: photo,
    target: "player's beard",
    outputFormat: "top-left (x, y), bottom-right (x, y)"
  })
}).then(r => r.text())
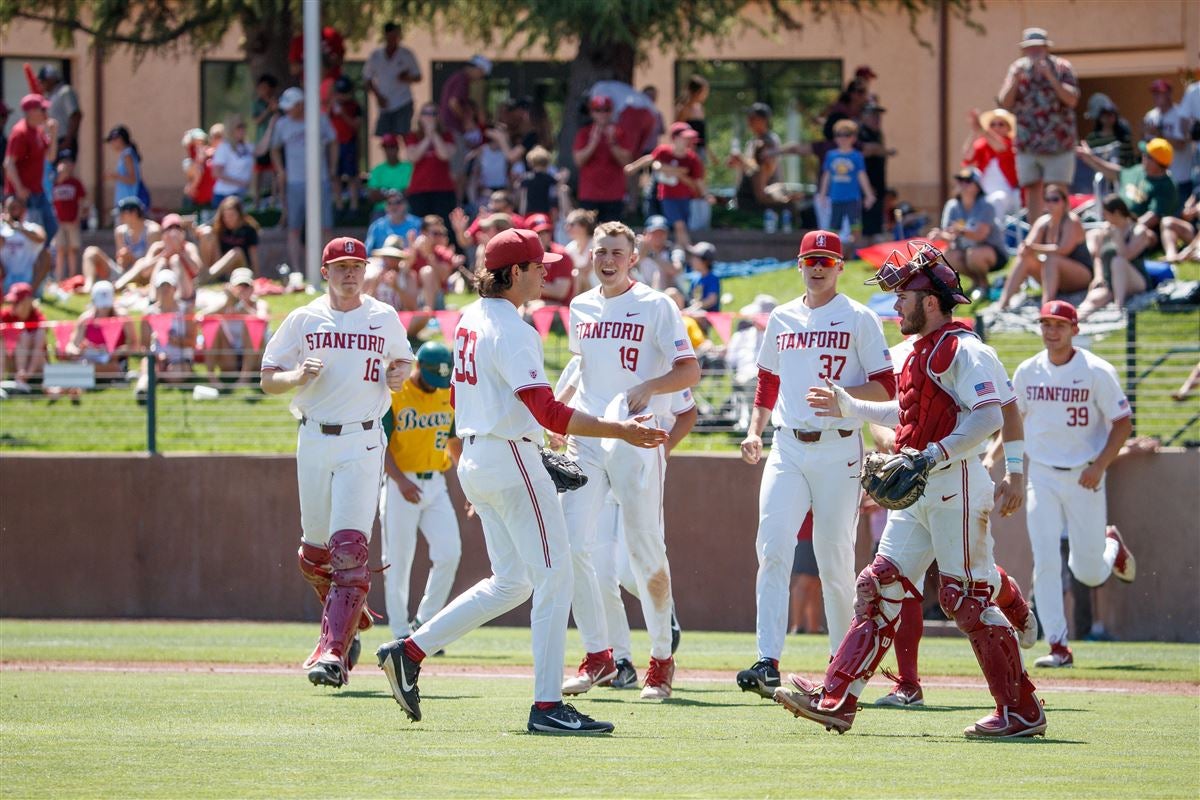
top-left (899, 300), bottom-right (926, 336)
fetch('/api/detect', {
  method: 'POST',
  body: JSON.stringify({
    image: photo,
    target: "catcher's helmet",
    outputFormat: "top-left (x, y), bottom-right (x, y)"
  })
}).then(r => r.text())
top-left (866, 239), bottom-right (970, 305)
top-left (416, 341), bottom-right (453, 389)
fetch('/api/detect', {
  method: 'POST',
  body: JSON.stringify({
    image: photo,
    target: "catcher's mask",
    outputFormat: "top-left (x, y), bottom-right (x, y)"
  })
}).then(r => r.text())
top-left (866, 239), bottom-right (970, 305)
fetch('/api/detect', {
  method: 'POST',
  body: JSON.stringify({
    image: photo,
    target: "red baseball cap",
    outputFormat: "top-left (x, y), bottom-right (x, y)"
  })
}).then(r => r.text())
top-left (798, 230), bottom-right (843, 260)
top-left (1149, 78), bottom-right (1172, 94)
top-left (380, 133), bottom-right (400, 147)
top-left (4, 282), bottom-right (33, 303)
top-left (668, 121), bottom-right (698, 139)
top-left (484, 229), bottom-right (563, 271)
top-left (1039, 299), bottom-right (1078, 325)
top-left (322, 236), bottom-right (369, 264)
top-left (20, 94), bottom-right (48, 112)
top-left (855, 65), bottom-right (878, 79)
top-left (525, 213), bottom-right (553, 232)
top-left (589, 95), bottom-right (614, 112)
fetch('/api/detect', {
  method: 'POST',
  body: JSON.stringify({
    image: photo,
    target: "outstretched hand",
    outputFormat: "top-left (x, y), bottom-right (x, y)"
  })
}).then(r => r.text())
top-left (806, 379), bottom-right (845, 418)
top-left (619, 414), bottom-right (669, 449)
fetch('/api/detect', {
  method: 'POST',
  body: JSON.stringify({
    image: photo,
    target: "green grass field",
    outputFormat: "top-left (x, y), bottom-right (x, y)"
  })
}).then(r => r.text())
top-left (3, 261), bottom-right (1197, 453)
top-left (1, 620), bottom-right (1197, 798)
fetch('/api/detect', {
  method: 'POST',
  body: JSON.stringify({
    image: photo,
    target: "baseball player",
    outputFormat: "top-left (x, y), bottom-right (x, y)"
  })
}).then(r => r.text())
top-left (260, 236), bottom-right (414, 688)
top-left (375, 228), bottom-right (667, 734)
top-left (779, 241), bottom-right (1047, 738)
top-left (736, 230), bottom-right (895, 699)
top-left (1013, 299), bottom-right (1136, 669)
top-left (874, 338), bottom-right (1038, 707)
top-left (379, 341), bottom-right (462, 640)
top-left (557, 221), bottom-right (701, 702)
top-left (555, 356), bottom-right (696, 688)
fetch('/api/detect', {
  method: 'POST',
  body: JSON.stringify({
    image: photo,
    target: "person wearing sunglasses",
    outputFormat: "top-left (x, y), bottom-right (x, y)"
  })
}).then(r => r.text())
top-left (735, 230), bottom-right (894, 701)
top-left (961, 108), bottom-right (1019, 217)
top-left (997, 183), bottom-right (1091, 310)
top-left (780, 240), bottom-right (1047, 739)
top-left (928, 166), bottom-right (1007, 302)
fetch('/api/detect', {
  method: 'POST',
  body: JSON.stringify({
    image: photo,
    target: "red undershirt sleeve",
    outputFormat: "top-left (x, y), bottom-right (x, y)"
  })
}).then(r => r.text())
top-left (869, 369), bottom-right (897, 400)
top-left (518, 386), bottom-right (575, 435)
top-left (753, 368), bottom-right (780, 410)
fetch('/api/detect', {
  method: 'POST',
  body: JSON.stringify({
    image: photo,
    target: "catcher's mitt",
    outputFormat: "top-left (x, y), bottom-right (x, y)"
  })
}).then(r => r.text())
top-left (540, 447), bottom-right (588, 493)
top-left (860, 447), bottom-right (934, 510)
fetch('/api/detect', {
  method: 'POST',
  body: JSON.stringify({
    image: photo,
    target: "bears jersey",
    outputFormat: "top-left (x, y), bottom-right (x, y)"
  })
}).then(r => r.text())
top-left (568, 281), bottom-right (696, 419)
top-left (262, 294), bottom-right (413, 424)
top-left (757, 293), bottom-right (892, 430)
top-left (1014, 348), bottom-right (1130, 469)
top-left (384, 378), bottom-right (455, 473)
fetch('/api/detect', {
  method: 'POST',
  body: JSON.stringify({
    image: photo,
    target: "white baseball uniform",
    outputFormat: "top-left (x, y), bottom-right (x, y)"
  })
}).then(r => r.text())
top-left (753, 293), bottom-right (892, 657)
top-left (1014, 347), bottom-right (1131, 646)
top-left (408, 297), bottom-right (572, 703)
top-left (561, 282), bottom-right (696, 661)
top-left (262, 294), bottom-right (414, 546)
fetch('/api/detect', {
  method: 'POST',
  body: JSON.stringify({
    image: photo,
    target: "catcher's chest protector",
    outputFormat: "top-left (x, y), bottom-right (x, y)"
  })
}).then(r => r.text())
top-left (896, 322), bottom-right (972, 451)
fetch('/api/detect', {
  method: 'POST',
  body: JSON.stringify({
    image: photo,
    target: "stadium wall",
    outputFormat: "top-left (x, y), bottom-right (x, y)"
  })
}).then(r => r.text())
top-left (2, 450), bottom-right (1197, 642)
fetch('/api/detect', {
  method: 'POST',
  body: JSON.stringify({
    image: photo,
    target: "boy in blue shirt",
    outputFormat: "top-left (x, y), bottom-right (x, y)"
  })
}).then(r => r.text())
top-left (818, 119), bottom-right (876, 244)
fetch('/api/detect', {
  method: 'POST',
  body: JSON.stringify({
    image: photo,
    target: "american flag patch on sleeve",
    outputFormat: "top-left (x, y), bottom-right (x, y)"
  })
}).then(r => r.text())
top-left (675, 339), bottom-right (689, 351)
top-left (974, 381), bottom-right (996, 396)
top-left (1118, 397), bottom-right (1129, 408)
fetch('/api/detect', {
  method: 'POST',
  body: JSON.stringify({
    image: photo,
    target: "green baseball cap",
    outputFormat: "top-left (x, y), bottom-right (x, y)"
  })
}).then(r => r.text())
top-left (416, 341), bottom-right (453, 388)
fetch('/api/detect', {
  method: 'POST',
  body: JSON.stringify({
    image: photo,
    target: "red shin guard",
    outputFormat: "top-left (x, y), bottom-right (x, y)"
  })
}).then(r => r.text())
top-left (314, 530), bottom-right (371, 668)
top-left (298, 541), bottom-right (374, 633)
top-left (939, 575), bottom-right (1028, 710)
top-left (892, 596), bottom-right (924, 686)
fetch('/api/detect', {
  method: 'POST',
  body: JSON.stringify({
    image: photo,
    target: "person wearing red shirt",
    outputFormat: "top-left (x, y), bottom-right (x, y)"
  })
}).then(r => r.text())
top-left (527, 214), bottom-right (573, 306)
top-left (4, 94), bottom-right (59, 244)
top-left (0, 282), bottom-right (46, 391)
top-left (450, 190), bottom-right (526, 251)
top-left (405, 102), bottom-right (457, 231)
top-left (288, 26), bottom-right (345, 80)
top-left (329, 76), bottom-right (364, 214)
top-left (51, 151), bottom-right (87, 282)
top-left (961, 108), bottom-right (1020, 217)
top-left (627, 121), bottom-right (705, 247)
top-left (573, 96), bottom-right (633, 223)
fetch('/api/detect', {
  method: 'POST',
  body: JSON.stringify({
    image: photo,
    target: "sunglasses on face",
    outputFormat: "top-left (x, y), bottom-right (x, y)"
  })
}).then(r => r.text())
top-left (1044, 195), bottom-right (1064, 203)
top-left (420, 110), bottom-right (437, 117)
top-left (799, 255), bottom-right (841, 269)
top-left (954, 176), bottom-right (972, 183)
top-left (989, 121), bottom-right (1009, 129)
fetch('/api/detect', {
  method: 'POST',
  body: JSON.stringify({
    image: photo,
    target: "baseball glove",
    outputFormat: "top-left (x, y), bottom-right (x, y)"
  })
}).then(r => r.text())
top-left (540, 447), bottom-right (588, 493)
top-left (860, 447), bottom-right (934, 510)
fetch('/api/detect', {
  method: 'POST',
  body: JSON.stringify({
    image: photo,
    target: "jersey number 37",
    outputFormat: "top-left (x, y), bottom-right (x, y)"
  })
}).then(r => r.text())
top-left (455, 329), bottom-right (479, 385)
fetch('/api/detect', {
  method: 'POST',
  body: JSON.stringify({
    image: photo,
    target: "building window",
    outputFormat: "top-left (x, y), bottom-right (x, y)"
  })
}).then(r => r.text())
top-left (674, 59), bottom-right (842, 188)
top-left (2, 57), bottom-right (72, 138)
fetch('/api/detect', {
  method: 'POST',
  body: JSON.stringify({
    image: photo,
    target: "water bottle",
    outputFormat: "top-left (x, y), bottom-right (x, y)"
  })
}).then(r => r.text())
top-left (86, 205), bottom-right (99, 231)
top-left (763, 209), bottom-right (779, 234)
top-left (781, 210), bottom-right (794, 233)
top-left (730, 136), bottom-right (742, 158)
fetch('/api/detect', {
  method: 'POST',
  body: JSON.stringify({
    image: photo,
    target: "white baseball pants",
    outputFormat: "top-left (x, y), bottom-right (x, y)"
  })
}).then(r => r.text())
top-left (296, 423), bottom-right (386, 547)
top-left (755, 431), bottom-right (863, 659)
top-left (410, 437), bottom-right (573, 703)
top-left (592, 496), bottom-right (638, 663)
top-left (560, 436), bottom-right (675, 660)
top-left (1026, 461), bottom-right (1117, 646)
top-left (380, 471), bottom-right (463, 639)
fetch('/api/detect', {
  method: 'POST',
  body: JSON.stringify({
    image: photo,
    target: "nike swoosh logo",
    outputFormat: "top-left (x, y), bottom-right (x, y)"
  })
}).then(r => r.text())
top-left (625, 312), bottom-right (640, 317)
top-left (369, 325), bottom-right (382, 330)
top-left (941, 494), bottom-right (957, 502)
top-left (367, 446), bottom-right (379, 451)
top-left (400, 665), bottom-right (414, 692)
top-left (545, 714), bottom-right (582, 729)
top-left (847, 460), bottom-right (857, 467)
top-left (1072, 379), bottom-right (1083, 384)
top-left (830, 321), bottom-right (844, 326)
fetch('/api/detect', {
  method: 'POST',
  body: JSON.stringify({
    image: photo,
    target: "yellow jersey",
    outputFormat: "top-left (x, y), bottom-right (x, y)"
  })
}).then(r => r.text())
top-left (683, 315), bottom-right (707, 349)
top-left (383, 377), bottom-right (455, 473)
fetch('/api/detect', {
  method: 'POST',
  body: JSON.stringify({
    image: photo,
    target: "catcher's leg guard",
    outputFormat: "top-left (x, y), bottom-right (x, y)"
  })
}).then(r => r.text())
top-left (299, 541), bottom-right (375, 634)
top-left (939, 575), bottom-right (1037, 712)
top-left (314, 530), bottom-right (371, 671)
top-left (994, 565), bottom-right (1037, 649)
top-left (817, 555), bottom-right (916, 712)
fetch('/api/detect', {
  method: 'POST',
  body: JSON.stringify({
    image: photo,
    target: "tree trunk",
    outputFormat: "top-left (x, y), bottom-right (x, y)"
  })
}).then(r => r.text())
top-left (241, 1), bottom-right (294, 91)
top-left (556, 30), bottom-right (637, 169)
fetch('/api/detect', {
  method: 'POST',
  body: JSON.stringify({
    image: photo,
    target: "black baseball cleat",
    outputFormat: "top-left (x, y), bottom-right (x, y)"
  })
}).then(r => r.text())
top-left (527, 703), bottom-right (614, 734)
top-left (609, 658), bottom-right (639, 689)
top-left (307, 656), bottom-right (347, 688)
top-left (670, 609), bottom-right (682, 655)
top-left (736, 658), bottom-right (781, 699)
top-left (347, 635), bottom-right (361, 671)
top-left (377, 639), bottom-right (422, 722)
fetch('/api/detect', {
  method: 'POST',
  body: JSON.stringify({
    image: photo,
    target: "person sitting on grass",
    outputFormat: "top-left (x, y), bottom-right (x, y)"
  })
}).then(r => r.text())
top-left (367, 236), bottom-right (420, 312)
top-left (115, 214), bottom-right (203, 304)
top-left (365, 190), bottom-right (421, 253)
top-left (134, 270), bottom-right (197, 401)
top-left (63, 280), bottom-right (135, 379)
top-left (685, 241), bottom-right (721, 312)
top-left (1076, 194), bottom-right (1155, 319)
top-left (81, 196), bottom-right (161, 292)
top-left (996, 183), bottom-right (1091, 309)
top-left (1161, 186), bottom-right (1198, 264)
top-left (199, 267), bottom-right (269, 385)
top-left (0, 282), bottom-right (47, 392)
top-left (927, 166), bottom-right (1007, 302)
top-left (199, 195), bottom-right (260, 282)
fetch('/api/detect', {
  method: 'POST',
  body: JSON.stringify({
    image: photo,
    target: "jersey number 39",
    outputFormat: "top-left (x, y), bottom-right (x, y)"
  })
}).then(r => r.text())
top-left (455, 329), bottom-right (479, 385)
